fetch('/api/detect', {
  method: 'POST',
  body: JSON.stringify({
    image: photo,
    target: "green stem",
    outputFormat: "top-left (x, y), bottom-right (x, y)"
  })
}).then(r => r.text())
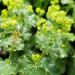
top-left (9, 51), bottom-right (12, 59)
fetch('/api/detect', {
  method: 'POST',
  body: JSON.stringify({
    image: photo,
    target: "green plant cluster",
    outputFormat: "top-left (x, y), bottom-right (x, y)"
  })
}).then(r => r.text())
top-left (0, 0), bottom-right (75, 75)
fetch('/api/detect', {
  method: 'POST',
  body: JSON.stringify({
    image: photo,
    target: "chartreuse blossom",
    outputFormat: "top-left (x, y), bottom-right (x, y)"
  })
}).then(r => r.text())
top-left (1, 9), bottom-right (8, 18)
top-left (36, 7), bottom-right (41, 14)
top-left (36, 18), bottom-right (48, 30)
top-left (36, 7), bottom-right (45, 16)
top-left (3, 0), bottom-right (8, 5)
top-left (3, 0), bottom-right (23, 9)
top-left (51, 0), bottom-right (59, 5)
top-left (9, 19), bottom-right (17, 25)
top-left (0, 23), bottom-right (8, 29)
top-left (32, 54), bottom-right (41, 63)
top-left (47, 5), bottom-right (74, 32)
top-left (61, 44), bottom-right (66, 48)
top-left (26, 5), bottom-right (33, 13)
top-left (12, 31), bottom-right (21, 41)
top-left (47, 5), bottom-right (60, 14)
top-left (0, 19), bottom-right (17, 30)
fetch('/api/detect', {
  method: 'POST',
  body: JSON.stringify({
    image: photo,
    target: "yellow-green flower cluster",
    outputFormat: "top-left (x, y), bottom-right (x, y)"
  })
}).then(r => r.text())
top-left (51, 0), bottom-right (59, 5)
top-left (47, 5), bottom-right (60, 14)
top-left (0, 23), bottom-right (8, 29)
top-left (26, 5), bottom-right (33, 13)
top-left (3, 0), bottom-right (8, 5)
top-left (32, 54), bottom-right (41, 63)
top-left (0, 19), bottom-right (17, 30)
top-left (12, 31), bottom-right (21, 41)
top-left (36, 18), bottom-right (48, 30)
top-left (3, 0), bottom-right (23, 9)
top-left (1, 9), bottom-right (8, 18)
top-left (47, 5), bottom-right (74, 31)
top-left (36, 7), bottom-right (45, 16)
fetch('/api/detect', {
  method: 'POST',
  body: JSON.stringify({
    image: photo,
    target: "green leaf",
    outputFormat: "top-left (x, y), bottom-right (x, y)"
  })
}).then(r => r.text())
top-left (40, 57), bottom-right (66, 75)
top-left (18, 55), bottom-right (49, 75)
top-left (63, 33), bottom-right (75, 42)
top-left (0, 37), bottom-right (24, 51)
top-left (0, 59), bottom-right (18, 75)
top-left (36, 28), bottom-right (69, 58)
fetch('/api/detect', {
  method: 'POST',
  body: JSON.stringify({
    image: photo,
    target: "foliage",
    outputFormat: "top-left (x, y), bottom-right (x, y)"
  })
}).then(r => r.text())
top-left (0, 0), bottom-right (75, 75)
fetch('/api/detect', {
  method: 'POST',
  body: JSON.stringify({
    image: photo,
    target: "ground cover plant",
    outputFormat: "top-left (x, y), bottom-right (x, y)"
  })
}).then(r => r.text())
top-left (0, 0), bottom-right (75, 75)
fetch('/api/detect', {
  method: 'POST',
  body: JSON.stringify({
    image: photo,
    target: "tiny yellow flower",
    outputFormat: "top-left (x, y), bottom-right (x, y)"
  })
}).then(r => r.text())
top-left (12, 31), bottom-right (20, 37)
top-left (47, 5), bottom-right (60, 19)
top-left (58, 11), bottom-right (66, 17)
top-left (12, 31), bottom-right (21, 41)
top-left (56, 17), bottom-right (63, 24)
top-left (32, 54), bottom-right (41, 62)
top-left (0, 23), bottom-right (8, 29)
top-left (1, 9), bottom-right (8, 18)
top-left (36, 7), bottom-right (45, 16)
top-left (26, 5), bottom-right (33, 12)
top-left (11, 20), bottom-right (17, 25)
top-left (57, 29), bottom-right (62, 32)
top-left (40, 9), bottom-right (45, 16)
top-left (61, 44), bottom-right (65, 48)
top-left (3, 0), bottom-right (9, 5)
top-left (36, 18), bottom-right (47, 30)
top-left (36, 7), bottom-right (41, 14)
top-left (51, 0), bottom-right (59, 5)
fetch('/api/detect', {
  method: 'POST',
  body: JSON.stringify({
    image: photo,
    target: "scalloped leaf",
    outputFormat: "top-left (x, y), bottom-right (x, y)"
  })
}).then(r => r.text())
top-left (0, 59), bottom-right (18, 75)
top-left (36, 28), bottom-right (70, 58)
top-left (18, 55), bottom-right (50, 75)
top-left (39, 57), bottom-right (66, 75)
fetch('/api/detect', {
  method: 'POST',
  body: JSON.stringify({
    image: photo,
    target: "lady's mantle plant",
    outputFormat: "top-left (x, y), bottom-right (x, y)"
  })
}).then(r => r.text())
top-left (0, 0), bottom-right (75, 75)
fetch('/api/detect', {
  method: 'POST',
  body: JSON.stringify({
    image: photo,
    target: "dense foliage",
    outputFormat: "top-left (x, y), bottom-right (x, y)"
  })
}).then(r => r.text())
top-left (0, 0), bottom-right (75, 75)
